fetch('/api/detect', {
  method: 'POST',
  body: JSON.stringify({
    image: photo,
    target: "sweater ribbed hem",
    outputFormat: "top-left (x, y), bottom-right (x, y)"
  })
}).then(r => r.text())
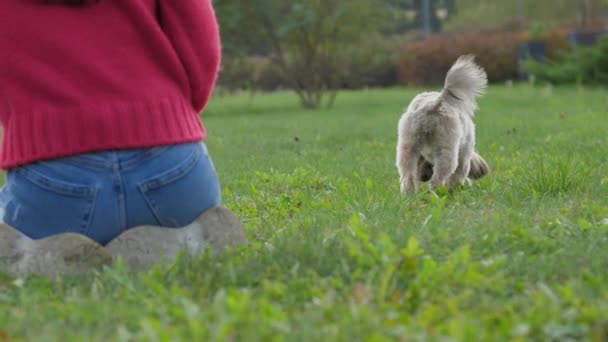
top-left (1, 96), bottom-right (205, 170)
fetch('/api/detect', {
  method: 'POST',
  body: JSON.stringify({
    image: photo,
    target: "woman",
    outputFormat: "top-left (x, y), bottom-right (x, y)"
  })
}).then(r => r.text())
top-left (0, 0), bottom-right (247, 277)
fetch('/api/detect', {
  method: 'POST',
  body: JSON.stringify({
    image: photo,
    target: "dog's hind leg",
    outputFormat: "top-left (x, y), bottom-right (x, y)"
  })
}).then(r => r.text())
top-left (403, 153), bottom-right (420, 194)
top-left (449, 144), bottom-right (473, 187)
top-left (429, 146), bottom-right (459, 190)
top-left (397, 145), bottom-right (420, 194)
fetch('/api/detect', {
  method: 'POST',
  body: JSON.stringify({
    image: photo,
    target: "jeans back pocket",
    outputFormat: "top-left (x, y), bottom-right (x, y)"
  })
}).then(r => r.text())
top-left (5, 166), bottom-right (97, 239)
top-left (138, 144), bottom-right (221, 227)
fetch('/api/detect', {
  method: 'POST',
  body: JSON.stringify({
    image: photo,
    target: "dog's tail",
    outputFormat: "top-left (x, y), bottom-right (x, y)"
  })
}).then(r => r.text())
top-left (432, 55), bottom-right (488, 116)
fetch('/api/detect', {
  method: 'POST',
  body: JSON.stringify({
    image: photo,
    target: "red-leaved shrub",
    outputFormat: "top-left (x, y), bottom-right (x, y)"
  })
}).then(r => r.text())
top-left (543, 27), bottom-right (573, 60)
top-left (395, 32), bottom-right (523, 85)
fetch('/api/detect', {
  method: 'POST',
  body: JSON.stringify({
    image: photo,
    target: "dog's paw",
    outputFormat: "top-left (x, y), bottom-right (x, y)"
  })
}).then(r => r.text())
top-left (400, 182), bottom-right (407, 195)
top-left (428, 183), bottom-right (450, 197)
top-left (429, 178), bottom-right (444, 191)
top-left (400, 177), bottom-right (419, 195)
top-left (447, 176), bottom-right (470, 189)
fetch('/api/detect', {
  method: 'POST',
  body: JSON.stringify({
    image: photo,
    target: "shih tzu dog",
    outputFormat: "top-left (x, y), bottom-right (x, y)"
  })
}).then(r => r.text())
top-left (396, 55), bottom-right (489, 194)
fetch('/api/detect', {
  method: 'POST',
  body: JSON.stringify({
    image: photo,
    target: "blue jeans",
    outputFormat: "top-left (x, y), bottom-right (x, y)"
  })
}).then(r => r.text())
top-left (0, 142), bottom-right (221, 245)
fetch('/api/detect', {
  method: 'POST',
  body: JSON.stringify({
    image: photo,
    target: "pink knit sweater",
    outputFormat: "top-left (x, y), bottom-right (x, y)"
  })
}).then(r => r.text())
top-left (0, 0), bottom-right (221, 169)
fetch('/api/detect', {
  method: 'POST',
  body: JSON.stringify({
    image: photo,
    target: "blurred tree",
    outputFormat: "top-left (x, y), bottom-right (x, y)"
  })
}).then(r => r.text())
top-left (446, 0), bottom-right (456, 14)
top-left (384, 0), bottom-right (453, 34)
top-left (578, 0), bottom-right (608, 27)
top-left (215, 0), bottom-right (388, 109)
top-left (579, 0), bottom-right (592, 27)
top-left (446, 0), bottom-right (608, 31)
top-left (419, 0), bottom-right (443, 35)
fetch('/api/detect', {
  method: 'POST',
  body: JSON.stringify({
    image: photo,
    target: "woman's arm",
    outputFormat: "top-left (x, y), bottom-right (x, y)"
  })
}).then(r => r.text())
top-left (159, 0), bottom-right (221, 113)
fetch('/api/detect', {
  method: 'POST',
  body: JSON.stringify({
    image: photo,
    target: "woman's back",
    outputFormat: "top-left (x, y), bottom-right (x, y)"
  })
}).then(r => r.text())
top-left (0, 0), bottom-right (220, 169)
top-left (0, 1), bottom-right (246, 277)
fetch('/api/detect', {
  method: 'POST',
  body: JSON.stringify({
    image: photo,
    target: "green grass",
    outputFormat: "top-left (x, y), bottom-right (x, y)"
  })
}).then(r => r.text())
top-left (1, 85), bottom-right (608, 341)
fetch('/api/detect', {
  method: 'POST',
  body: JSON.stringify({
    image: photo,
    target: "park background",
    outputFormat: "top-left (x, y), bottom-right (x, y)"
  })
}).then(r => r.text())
top-left (2, 1), bottom-right (608, 341)
top-left (214, 0), bottom-right (608, 108)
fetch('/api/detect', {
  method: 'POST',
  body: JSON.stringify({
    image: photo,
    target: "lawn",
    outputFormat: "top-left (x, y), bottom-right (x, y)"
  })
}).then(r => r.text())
top-left (1, 85), bottom-right (608, 341)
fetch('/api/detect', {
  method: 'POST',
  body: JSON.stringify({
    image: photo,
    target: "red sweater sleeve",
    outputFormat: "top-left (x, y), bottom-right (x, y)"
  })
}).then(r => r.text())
top-left (159, 0), bottom-right (221, 113)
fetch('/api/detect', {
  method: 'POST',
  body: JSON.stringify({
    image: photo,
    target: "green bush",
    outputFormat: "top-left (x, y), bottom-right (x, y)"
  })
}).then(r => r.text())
top-left (254, 59), bottom-right (290, 92)
top-left (337, 36), bottom-right (400, 89)
top-left (218, 37), bottom-right (400, 93)
top-left (217, 58), bottom-right (258, 93)
top-left (218, 57), bottom-right (289, 93)
top-left (523, 38), bottom-right (608, 85)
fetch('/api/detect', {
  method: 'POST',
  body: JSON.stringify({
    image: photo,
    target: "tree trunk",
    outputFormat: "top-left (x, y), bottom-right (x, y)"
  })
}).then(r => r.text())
top-left (298, 89), bottom-right (322, 109)
top-left (579, 0), bottom-right (591, 28)
top-left (326, 89), bottom-right (338, 109)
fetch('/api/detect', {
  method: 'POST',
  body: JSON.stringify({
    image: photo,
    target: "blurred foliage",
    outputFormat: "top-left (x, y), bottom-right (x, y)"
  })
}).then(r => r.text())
top-left (214, 0), bottom-right (608, 97)
top-left (524, 39), bottom-right (608, 85)
top-left (215, 0), bottom-right (390, 109)
top-left (395, 31), bottom-right (522, 85)
top-left (446, 0), bottom-right (608, 31)
top-left (217, 37), bottom-right (400, 95)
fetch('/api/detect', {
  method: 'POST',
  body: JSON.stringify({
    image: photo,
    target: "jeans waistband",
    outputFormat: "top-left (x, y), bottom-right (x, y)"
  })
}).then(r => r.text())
top-left (55, 143), bottom-right (201, 172)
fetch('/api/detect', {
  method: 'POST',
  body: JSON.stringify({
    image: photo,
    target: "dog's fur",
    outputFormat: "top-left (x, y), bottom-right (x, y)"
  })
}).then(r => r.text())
top-left (396, 55), bottom-right (489, 194)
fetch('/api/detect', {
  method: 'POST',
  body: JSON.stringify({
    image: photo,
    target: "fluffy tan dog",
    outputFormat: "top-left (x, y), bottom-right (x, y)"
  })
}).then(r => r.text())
top-left (396, 55), bottom-right (489, 194)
